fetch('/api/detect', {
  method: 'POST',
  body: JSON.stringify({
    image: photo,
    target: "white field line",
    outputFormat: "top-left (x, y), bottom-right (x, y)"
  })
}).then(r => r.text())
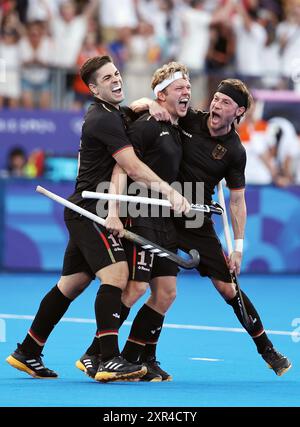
top-left (0, 313), bottom-right (297, 337)
top-left (190, 357), bottom-right (224, 362)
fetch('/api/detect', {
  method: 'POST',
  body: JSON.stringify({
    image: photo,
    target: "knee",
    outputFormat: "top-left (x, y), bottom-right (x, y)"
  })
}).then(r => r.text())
top-left (152, 288), bottom-right (177, 312)
top-left (213, 280), bottom-right (236, 301)
top-left (122, 282), bottom-right (148, 307)
top-left (99, 262), bottom-right (129, 290)
top-left (58, 278), bottom-right (91, 300)
top-left (222, 285), bottom-right (237, 301)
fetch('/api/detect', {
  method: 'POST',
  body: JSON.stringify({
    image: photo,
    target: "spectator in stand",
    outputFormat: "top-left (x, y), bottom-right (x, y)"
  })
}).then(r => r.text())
top-left (26, 0), bottom-right (60, 23)
top-left (265, 117), bottom-right (300, 187)
top-left (1, 147), bottom-right (45, 178)
top-left (123, 20), bottom-right (160, 104)
top-left (46, 0), bottom-right (98, 70)
top-left (5, 147), bottom-right (28, 177)
top-left (0, 14), bottom-right (22, 108)
top-left (107, 26), bottom-right (131, 73)
top-left (239, 105), bottom-right (300, 187)
top-left (19, 20), bottom-right (53, 109)
top-left (206, 20), bottom-right (236, 101)
top-left (72, 30), bottom-right (108, 110)
top-left (231, 0), bottom-right (267, 89)
top-left (97, 0), bottom-right (138, 43)
top-left (137, 0), bottom-right (183, 63)
top-left (259, 9), bottom-right (282, 90)
top-left (177, 0), bottom-right (232, 109)
top-left (277, 0), bottom-right (300, 90)
top-left (238, 102), bottom-right (274, 185)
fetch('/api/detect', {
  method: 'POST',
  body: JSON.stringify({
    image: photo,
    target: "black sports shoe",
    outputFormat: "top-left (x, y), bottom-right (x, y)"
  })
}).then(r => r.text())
top-left (6, 344), bottom-right (58, 379)
top-left (139, 363), bottom-right (162, 382)
top-left (76, 353), bottom-right (101, 379)
top-left (261, 347), bottom-right (292, 376)
top-left (95, 355), bottom-right (147, 382)
top-left (141, 357), bottom-right (172, 382)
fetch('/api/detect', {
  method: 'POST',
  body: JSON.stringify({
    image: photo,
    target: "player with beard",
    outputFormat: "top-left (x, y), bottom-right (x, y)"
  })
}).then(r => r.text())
top-left (131, 78), bottom-right (291, 376)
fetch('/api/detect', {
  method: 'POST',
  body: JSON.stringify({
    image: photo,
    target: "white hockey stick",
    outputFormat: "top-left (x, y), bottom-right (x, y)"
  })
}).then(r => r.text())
top-left (217, 181), bottom-right (254, 332)
top-left (36, 186), bottom-right (200, 269)
top-left (82, 191), bottom-right (223, 215)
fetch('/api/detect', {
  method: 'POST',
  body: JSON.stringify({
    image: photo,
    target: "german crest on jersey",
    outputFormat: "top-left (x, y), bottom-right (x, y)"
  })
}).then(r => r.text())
top-left (212, 144), bottom-right (227, 159)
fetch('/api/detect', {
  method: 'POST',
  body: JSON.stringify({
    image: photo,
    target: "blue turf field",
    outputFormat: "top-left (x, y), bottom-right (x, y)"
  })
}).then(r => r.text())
top-left (0, 272), bottom-right (299, 407)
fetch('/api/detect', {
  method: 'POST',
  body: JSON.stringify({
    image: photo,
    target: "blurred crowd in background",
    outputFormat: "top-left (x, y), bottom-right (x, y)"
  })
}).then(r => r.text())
top-left (0, 0), bottom-right (300, 186)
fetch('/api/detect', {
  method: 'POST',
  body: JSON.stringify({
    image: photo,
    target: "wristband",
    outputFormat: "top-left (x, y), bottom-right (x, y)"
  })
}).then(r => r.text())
top-left (234, 239), bottom-right (243, 252)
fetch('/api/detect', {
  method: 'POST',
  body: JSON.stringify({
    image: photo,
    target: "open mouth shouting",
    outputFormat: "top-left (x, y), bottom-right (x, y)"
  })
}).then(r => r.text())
top-left (210, 110), bottom-right (222, 126)
top-left (112, 85), bottom-right (123, 97)
top-left (178, 97), bottom-right (190, 114)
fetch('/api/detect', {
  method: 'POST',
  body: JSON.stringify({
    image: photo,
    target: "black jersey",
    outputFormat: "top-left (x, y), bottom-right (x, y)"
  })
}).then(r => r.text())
top-left (127, 113), bottom-right (183, 230)
top-left (178, 110), bottom-right (246, 205)
top-left (65, 98), bottom-right (132, 219)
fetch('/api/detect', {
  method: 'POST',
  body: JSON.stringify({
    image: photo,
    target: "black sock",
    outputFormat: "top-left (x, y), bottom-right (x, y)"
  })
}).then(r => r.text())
top-left (85, 333), bottom-right (100, 356)
top-left (95, 284), bottom-right (122, 361)
top-left (142, 313), bottom-right (164, 361)
top-left (122, 304), bottom-right (163, 363)
top-left (20, 285), bottom-right (71, 356)
top-left (120, 302), bottom-right (130, 327)
top-left (86, 304), bottom-right (130, 356)
top-left (227, 290), bottom-right (272, 353)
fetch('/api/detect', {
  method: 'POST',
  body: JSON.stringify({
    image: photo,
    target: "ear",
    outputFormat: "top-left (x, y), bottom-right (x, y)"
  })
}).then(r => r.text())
top-left (89, 83), bottom-right (98, 96)
top-left (157, 91), bottom-right (166, 102)
top-left (236, 106), bottom-right (246, 118)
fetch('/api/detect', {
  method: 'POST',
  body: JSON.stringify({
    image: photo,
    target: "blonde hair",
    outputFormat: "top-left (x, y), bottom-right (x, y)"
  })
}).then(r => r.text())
top-left (151, 62), bottom-right (189, 91)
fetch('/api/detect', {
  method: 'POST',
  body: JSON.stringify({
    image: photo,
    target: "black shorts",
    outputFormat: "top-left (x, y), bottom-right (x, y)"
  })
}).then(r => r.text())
top-left (62, 217), bottom-right (127, 278)
top-left (175, 217), bottom-right (232, 282)
top-left (123, 225), bottom-right (179, 282)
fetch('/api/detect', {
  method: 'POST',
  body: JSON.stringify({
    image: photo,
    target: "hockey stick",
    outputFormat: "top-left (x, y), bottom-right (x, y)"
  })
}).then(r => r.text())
top-left (82, 191), bottom-right (223, 215)
top-left (217, 181), bottom-right (255, 332)
top-left (36, 186), bottom-right (200, 269)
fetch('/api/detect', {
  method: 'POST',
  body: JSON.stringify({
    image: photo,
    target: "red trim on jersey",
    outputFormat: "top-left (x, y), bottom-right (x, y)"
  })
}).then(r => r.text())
top-left (228, 187), bottom-right (245, 191)
top-left (112, 145), bottom-right (132, 157)
top-left (132, 245), bottom-right (137, 280)
top-left (98, 231), bottom-right (110, 251)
